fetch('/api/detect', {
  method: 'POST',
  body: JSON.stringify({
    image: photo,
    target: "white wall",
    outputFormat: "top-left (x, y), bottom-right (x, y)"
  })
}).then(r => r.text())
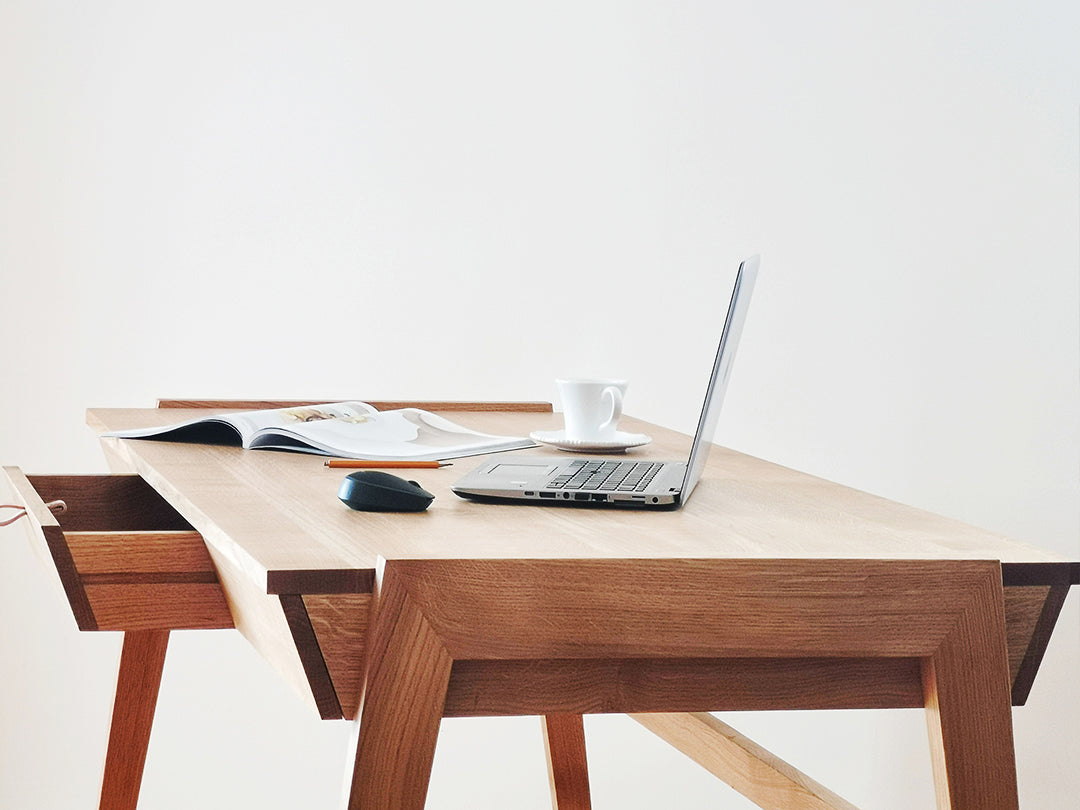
top-left (1, 2), bottom-right (1076, 808)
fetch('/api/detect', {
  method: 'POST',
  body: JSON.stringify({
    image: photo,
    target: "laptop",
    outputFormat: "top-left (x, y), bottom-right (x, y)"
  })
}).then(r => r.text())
top-left (452, 255), bottom-right (759, 509)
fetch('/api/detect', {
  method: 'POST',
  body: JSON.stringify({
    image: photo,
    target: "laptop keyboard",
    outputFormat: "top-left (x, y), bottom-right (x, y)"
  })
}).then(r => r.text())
top-left (547, 460), bottom-right (663, 493)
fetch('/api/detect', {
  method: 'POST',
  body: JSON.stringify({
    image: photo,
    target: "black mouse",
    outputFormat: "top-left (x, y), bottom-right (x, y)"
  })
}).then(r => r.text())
top-left (337, 470), bottom-right (435, 512)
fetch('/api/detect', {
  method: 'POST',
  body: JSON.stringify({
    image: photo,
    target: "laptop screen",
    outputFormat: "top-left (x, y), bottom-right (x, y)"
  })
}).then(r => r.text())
top-left (679, 255), bottom-right (759, 503)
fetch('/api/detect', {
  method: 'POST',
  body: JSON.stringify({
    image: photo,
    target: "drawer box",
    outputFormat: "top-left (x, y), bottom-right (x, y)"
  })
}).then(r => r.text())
top-left (3, 468), bottom-right (233, 632)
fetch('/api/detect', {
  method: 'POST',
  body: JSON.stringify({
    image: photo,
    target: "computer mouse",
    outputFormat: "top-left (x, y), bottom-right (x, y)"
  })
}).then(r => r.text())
top-left (337, 470), bottom-right (435, 512)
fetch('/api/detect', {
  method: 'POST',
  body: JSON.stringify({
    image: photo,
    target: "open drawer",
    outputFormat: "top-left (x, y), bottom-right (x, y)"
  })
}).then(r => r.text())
top-left (3, 467), bottom-right (233, 632)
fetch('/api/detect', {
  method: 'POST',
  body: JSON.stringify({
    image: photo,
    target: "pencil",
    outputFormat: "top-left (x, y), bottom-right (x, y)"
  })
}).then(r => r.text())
top-left (324, 459), bottom-right (452, 469)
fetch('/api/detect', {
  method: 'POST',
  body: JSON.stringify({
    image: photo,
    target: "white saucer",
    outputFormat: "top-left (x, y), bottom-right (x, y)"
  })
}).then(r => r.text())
top-left (529, 429), bottom-right (652, 453)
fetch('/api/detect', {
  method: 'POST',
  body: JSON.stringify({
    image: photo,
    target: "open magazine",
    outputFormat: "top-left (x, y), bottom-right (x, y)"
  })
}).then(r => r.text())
top-left (103, 402), bottom-right (536, 461)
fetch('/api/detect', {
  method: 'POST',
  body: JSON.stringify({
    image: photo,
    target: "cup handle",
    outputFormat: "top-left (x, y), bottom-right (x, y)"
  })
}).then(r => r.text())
top-left (598, 386), bottom-right (623, 435)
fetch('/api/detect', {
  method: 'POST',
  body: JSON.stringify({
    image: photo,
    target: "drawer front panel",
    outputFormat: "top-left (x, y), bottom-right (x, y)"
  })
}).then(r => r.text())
top-left (3, 468), bottom-right (233, 631)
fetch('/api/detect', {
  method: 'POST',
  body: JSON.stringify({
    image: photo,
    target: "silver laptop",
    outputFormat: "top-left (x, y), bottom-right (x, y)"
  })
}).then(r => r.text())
top-left (452, 255), bottom-right (759, 509)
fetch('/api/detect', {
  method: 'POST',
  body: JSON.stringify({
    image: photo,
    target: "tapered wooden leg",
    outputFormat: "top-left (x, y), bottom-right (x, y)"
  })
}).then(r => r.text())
top-left (99, 630), bottom-right (170, 810)
top-left (542, 714), bottom-right (592, 810)
top-left (922, 570), bottom-right (1018, 809)
top-left (345, 573), bottom-right (452, 810)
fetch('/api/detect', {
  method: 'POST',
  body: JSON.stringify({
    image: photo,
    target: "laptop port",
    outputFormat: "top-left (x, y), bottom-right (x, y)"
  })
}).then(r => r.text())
top-left (573, 493), bottom-right (590, 501)
top-left (539, 491), bottom-right (556, 499)
top-left (591, 494), bottom-right (608, 502)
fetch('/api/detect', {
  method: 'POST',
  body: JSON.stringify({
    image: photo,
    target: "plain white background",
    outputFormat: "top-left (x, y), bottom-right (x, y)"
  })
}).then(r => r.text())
top-left (1, 2), bottom-right (1077, 808)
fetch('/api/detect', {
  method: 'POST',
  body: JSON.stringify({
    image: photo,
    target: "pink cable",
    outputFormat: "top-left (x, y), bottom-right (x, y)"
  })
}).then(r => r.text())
top-left (0, 500), bottom-right (66, 527)
top-left (0, 505), bottom-right (28, 527)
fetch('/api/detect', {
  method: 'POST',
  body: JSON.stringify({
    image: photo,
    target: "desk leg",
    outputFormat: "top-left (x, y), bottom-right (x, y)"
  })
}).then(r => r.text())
top-left (922, 573), bottom-right (1019, 809)
top-left (542, 714), bottom-right (592, 810)
top-left (344, 575), bottom-right (452, 810)
top-left (99, 629), bottom-right (170, 810)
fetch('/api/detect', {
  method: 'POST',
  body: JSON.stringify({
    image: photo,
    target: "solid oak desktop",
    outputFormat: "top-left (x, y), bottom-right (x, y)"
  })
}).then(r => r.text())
top-left (5, 400), bottom-right (1077, 810)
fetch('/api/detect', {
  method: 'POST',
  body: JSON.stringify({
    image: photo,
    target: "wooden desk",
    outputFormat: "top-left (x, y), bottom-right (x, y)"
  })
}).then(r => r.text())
top-left (6, 403), bottom-right (1077, 809)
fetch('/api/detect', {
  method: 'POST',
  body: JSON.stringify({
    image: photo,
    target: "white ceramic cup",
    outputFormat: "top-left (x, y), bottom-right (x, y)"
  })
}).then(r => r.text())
top-left (556, 378), bottom-right (627, 441)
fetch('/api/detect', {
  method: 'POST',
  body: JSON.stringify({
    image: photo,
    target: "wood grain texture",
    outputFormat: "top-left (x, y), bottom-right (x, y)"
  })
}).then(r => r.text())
top-left (80, 403), bottom-right (1075, 745)
top-left (632, 712), bottom-right (858, 810)
top-left (3, 469), bottom-right (234, 633)
top-left (1002, 586), bottom-right (1051, 694)
top-left (443, 657), bottom-right (924, 717)
top-left (345, 557), bottom-right (1016, 809)
top-left (922, 564), bottom-right (1018, 809)
top-left (99, 630), bottom-right (170, 810)
top-left (385, 558), bottom-right (986, 661)
top-left (44, 401), bottom-right (1068, 808)
top-left (87, 408), bottom-right (1075, 577)
top-left (95, 418), bottom-right (327, 714)
top-left (1000, 556), bottom-right (1079, 704)
top-left (156, 399), bottom-right (554, 412)
top-left (542, 714), bottom-right (592, 810)
top-left (85, 582), bottom-right (233, 631)
top-left (303, 593), bottom-right (372, 720)
top-left (23, 473), bottom-right (193, 532)
top-left (1011, 584), bottom-right (1070, 705)
top-left (279, 594), bottom-right (342, 720)
top-left (346, 567), bottom-right (453, 810)
top-left (4, 467), bottom-right (98, 629)
top-left (66, 530), bottom-right (213, 575)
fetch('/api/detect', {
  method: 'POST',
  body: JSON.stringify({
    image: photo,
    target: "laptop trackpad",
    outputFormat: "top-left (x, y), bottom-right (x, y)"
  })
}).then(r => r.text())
top-left (480, 460), bottom-right (562, 486)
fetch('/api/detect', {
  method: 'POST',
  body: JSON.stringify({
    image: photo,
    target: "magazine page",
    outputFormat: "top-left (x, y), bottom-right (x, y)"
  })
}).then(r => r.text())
top-left (230, 402), bottom-right (379, 444)
top-left (103, 401), bottom-right (380, 446)
top-left (248, 408), bottom-right (535, 460)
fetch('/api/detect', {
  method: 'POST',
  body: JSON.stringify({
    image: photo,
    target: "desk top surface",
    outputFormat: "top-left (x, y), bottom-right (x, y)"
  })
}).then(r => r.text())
top-left (88, 407), bottom-right (1072, 594)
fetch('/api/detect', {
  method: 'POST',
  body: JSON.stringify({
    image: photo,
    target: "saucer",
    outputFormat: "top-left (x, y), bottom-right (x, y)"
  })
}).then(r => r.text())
top-left (529, 429), bottom-right (652, 454)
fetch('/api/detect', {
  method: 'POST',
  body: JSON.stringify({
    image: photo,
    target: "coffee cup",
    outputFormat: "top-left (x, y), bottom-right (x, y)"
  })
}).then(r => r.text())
top-left (556, 379), bottom-right (627, 441)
